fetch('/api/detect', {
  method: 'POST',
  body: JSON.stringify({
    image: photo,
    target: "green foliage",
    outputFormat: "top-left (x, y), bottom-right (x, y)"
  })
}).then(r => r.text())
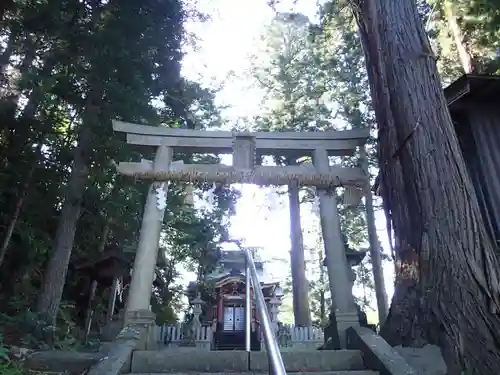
top-left (0, 0), bottom-right (238, 344)
top-left (0, 331), bottom-right (33, 375)
top-left (424, 0), bottom-right (500, 81)
top-left (250, 12), bottom-right (339, 134)
top-left (0, 362), bottom-right (26, 375)
top-left (249, 6), bottom-right (379, 325)
top-left (0, 334), bottom-right (8, 362)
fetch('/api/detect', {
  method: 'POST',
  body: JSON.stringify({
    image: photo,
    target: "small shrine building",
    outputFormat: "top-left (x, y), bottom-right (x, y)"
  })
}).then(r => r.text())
top-left (187, 247), bottom-right (284, 350)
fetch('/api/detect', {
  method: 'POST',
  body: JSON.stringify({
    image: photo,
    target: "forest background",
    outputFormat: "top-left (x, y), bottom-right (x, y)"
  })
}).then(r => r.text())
top-left (0, 0), bottom-right (498, 352)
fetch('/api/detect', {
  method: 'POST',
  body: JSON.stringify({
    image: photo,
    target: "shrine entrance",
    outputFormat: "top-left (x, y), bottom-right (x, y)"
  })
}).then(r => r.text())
top-left (219, 299), bottom-right (254, 350)
top-left (223, 304), bottom-right (245, 331)
top-left (112, 120), bottom-right (388, 348)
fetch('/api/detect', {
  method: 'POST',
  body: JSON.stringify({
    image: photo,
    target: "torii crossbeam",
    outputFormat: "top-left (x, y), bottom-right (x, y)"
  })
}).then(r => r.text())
top-left (112, 120), bottom-right (370, 188)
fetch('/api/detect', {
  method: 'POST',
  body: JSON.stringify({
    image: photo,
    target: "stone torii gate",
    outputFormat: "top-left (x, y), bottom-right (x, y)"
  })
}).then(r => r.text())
top-left (112, 120), bottom-right (387, 347)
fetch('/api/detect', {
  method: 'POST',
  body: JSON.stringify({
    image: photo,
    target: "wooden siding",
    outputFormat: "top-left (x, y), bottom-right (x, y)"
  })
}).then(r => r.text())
top-left (452, 103), bottom-right (500, 247)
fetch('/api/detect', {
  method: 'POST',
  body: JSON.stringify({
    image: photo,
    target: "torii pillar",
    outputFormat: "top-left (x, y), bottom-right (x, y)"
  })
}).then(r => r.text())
top-left (124, 145), bottom-right (172, 349)
top-left (313, 147), bottom-right (359, 347)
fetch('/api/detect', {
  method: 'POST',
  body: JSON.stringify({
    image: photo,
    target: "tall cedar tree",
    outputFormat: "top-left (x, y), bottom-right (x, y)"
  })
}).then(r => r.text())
top-left (350, 0), bottom-right (500, 373)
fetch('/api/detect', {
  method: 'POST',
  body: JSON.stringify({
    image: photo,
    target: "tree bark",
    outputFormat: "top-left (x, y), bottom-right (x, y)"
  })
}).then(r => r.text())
top-left (288, 180), bottom-right (311, 326)
top-left (351, 0), bottom-right (500, 373)
top-left (36, 116), bottom-right (94, 326)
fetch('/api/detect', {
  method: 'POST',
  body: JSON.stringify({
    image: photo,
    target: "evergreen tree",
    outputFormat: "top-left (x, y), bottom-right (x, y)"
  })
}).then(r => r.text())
top-left (251, 8), bottom-right (379, 326)
top-left (0, 0), bottom-right (238, 341)
top-left (350, 0), bottom-right (500, 372)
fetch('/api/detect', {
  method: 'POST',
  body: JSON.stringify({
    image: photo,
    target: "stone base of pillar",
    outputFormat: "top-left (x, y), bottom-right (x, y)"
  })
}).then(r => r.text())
top-left (118, 308), bottom-right (126, 323)
top-left (124, 309), bottom-right (157, 350)
top-left (335, 311), bottom-right (360, 348)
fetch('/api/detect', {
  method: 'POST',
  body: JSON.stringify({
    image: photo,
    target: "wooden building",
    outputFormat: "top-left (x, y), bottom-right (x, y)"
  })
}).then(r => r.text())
top-left (445, 74), bottom-right (500, 246)
top-left (374, 74), bottom-right (500, 247)
top-left (187, 248), bottom-right (284, 350)
top-left (75, 243), bottom-right (168, 334)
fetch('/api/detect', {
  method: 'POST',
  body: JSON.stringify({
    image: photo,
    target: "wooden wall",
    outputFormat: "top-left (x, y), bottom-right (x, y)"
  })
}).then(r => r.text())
top-left (452, 102), bottom-right (500, 247)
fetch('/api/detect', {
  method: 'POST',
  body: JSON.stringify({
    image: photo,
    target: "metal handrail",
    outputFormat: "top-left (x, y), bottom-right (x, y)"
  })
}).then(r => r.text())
top-left (241, 245), bottom-right (286, 375)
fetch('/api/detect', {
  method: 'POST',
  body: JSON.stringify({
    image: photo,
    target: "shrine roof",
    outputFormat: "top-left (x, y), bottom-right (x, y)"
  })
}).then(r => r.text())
top-left (74, 245), bottom-right (130, 270)
top-left (187, 267), bottom-right (282, 294)
top-left (445, 74), bottom-right (500, 111)
top-left (213, 274), bottom-right (278, 288)
top-left (206, 267), bottom-right (276, 285)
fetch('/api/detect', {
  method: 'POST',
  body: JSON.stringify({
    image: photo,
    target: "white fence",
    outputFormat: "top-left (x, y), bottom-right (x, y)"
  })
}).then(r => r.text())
top-left (155, 323), bottom-right (324, 350)
top-left (289, 324), bottom-right (323, 342)
top-left (155, 324), bottom-right (212, 350)
top-left (274, 324), bottom-right (324, 350)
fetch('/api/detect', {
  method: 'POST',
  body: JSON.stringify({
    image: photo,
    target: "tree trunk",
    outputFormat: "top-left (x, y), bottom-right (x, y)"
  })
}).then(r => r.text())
top-left (443, 1), bottom-right (476, 74)
top-left (0, 51), bottom-right (57, 265)
top-left (0, 49), bottom-right (58, 267)
top-left (84, 221), bottom-right (110, 341)
top-left (36, 121), bottom-right (93, 326)
top-left (378, 241), bottom-right (425, 345)
top-left (351, 0), bottom-right (500, 373)
top-left (288, 180), bottom-right (311, 326)
top-left (0, 144), bottom-right (41, 267)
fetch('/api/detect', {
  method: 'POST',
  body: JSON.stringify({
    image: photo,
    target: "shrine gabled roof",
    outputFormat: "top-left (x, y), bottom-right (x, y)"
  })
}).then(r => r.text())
top-left (209, 270), bottom-right (278, 286)
top-left (186, 271), bottom-right (280, 294)
top-left (213, 275), bottom-right (278, 288)
top-left (74, 246), bottom-right (130, 270)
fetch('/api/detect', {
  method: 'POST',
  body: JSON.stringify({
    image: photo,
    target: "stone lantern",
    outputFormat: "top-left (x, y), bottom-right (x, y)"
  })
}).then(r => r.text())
top-left (192, 292), bottom-right (204, 329)
top-left (343, 243), bottom-right (367, 293)
top-left (269, 293), bottom-right (282, 331)
top-left (181, 292), bottom-right (204, 347)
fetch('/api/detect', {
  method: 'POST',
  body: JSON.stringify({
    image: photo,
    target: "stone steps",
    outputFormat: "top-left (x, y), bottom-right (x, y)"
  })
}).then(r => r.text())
top-left (128, 372), bottom-right (378, 375)
top-left (130, 350), bottom-right (371, 374)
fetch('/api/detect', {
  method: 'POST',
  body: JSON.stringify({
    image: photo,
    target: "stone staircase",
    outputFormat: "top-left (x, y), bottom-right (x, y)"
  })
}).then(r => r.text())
top-left (126, 348), bottom-right (378, 375)
top-left (213, 331), bottom-right (261, 351)
top-left (24, 327), bottom-right (419, 375)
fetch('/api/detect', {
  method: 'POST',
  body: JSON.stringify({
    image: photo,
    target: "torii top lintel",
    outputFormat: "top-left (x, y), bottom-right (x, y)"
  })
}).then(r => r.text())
top-left (112, 120), bottom-right (369, 157)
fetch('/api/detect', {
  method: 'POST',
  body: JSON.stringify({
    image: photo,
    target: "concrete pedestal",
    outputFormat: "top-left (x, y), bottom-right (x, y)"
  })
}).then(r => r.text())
top-left (336, 311), bottom-right (360, 348)
top-left (124, 309), bottom-right (157, 350)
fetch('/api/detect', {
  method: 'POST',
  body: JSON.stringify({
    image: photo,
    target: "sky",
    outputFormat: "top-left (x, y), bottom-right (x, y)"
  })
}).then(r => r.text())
top-left (180, 0), bottom-right (394, 322)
